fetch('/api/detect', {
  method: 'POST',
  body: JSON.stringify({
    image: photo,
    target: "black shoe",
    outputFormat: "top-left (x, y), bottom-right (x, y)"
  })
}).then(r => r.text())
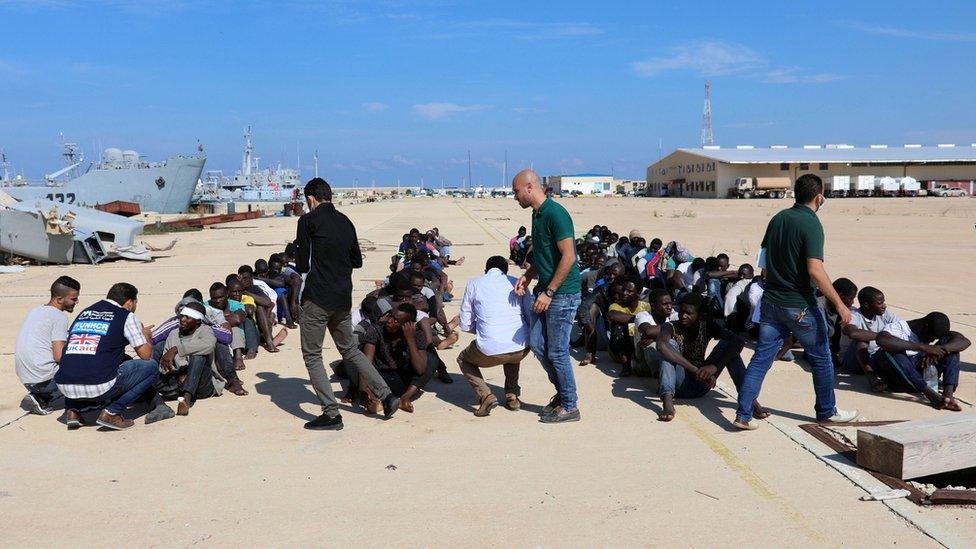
top-left (304, 413), bottom-right (344, 431)
top-left (22, 394), bottom-right (53, 415)
top-left (382, 395), bottom-right (400, 419)
top-left (437, 368), bottom-right (453, 384)
top-left (540, 407), bottom-right (581, 424)
top-left (541, 394), bottom-right (560, 416)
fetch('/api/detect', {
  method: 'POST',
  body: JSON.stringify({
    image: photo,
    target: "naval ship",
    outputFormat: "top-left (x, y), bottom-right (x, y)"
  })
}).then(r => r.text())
top-left (226, 126), bottom-right (301, 201)
top-left (1, 137), bottom-right (206, 213)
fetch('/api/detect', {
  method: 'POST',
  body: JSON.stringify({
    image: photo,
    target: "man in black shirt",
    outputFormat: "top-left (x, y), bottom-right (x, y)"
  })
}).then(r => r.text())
top-left (296, 178), bottom-right (400, 430)
top-left (655, 294), bottom-right (766, 423)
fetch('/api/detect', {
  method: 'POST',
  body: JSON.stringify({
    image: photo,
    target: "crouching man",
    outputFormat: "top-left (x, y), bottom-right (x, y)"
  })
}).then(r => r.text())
top-left (155, 302), bottom-right (218, 416)
top-left (55, 282), bottom-right (159, 431)
top-left (874, 312), bottom-right (971, 411)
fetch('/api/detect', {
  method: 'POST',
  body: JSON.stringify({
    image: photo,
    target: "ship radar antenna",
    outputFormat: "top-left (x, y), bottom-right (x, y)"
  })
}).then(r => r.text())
top-left (700, 80), bottom-right (714, 147)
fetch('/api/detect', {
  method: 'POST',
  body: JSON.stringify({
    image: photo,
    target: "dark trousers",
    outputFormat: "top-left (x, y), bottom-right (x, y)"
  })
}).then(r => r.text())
top-left (152, 341), bottom-right (215, 401)
top-left (871, 348), bottom-right (961, 393)
top-left (24, 379), bottom-right (61, 405)
top-left (242, 317), bottom-right (259, 351)
top-left (214, 343), bottom-right (240, 383)
top-left (378, 351), bottom-right (439, 396)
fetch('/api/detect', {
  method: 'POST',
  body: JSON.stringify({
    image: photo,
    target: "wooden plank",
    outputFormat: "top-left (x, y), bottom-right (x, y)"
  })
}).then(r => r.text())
top-left (857, 415), bottom-right (976, 480)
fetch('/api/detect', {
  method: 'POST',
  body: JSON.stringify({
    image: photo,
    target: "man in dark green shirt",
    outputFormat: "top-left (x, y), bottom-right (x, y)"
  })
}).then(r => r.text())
top-left (734, 174), bottom-right (858, 430)
top-left (513, 169), bottom-right (582, 424)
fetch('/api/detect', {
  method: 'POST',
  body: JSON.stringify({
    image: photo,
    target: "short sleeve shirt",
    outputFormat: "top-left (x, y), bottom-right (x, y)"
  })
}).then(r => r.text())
top-left (15, 305), bottom-right (69, 384)
top-left (760, 204), bottom-right (825, 308)
top-left (531, 197), bottom-right (581, 294)
top-left (880, 319), bottom-right (921, 356)
top-left (608, 301), bottom-right (651, 335)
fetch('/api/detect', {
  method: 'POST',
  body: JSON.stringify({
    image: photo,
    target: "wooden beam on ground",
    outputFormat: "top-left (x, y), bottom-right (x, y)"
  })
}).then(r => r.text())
top-left (160, 211), bottom-right (262, 230)
top-left (857, 415), bottom-right (976, 480)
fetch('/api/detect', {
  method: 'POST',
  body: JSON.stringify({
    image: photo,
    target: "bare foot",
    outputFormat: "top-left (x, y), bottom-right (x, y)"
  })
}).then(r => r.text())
top-left (752, 402), bottom-right (771, 419)
top-left (244, 350), bottom-right (257, 360)
top-left (942, 397), bottom-right (962, 412)
top-left (177, 397), bottom-right (190, 416)
top-left (658, 396), bottom-right (675, 422)
top-left (437, 331), bottom-right (459, 350)
top-left (448, 315), bottom-right (460, 331)
top-left (580, 353), bottom-right (594, 366)
top-left (226, 379), bottom-right (249, 396)
top-left (455, 257), bottom-right (465, 266)
top-left (234, 357), bottom-right (246, 371)
top-left (263, 343), bottom-right (280, 353)
top-left (272, 327), bottom-right (288, 347)
top-left (399, 399), bottom-right (414, 413)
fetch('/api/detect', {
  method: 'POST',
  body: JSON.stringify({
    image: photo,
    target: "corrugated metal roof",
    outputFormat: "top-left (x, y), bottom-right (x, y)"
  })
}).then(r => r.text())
top-left (674, 146), bottom-right (976, 164)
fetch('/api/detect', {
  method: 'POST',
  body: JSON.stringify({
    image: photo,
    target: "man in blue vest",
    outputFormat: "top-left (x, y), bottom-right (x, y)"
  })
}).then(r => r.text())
top-left (55, 282), bottom-right (158, 430)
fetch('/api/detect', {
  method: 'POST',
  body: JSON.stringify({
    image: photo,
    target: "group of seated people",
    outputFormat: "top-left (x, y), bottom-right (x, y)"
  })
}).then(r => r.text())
top-left (13, 226), bottom-right (469, 429)
top-left (13, 245), bottom-right (309, 430)
top-left (554, 225), bottom-right (971, 421)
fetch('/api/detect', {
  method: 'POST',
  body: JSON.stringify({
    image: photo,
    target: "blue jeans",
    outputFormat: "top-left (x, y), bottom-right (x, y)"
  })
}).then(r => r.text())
top-left (736, 301), bottom-right (837, 421)
top-left (526, 290), bottom-right (582, 411)
top-left (659, 339), bottom-right (746, 398)
top-left (100, 359), bottom-right (160, 415)
top-left (707, 278), bottom-right (724, 310)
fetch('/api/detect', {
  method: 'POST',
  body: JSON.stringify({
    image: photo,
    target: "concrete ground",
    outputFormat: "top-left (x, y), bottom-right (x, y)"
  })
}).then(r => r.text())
top-left (2, 196), bottom-right (974, 547)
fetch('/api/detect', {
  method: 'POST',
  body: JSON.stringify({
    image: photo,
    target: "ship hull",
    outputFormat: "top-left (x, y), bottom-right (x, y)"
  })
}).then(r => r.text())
top-left (4, 155), bottom-right (206, 214)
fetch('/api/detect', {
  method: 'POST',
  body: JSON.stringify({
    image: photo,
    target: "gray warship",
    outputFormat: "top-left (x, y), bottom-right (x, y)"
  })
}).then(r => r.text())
top-left (1, 137), bottom-right (206, 213)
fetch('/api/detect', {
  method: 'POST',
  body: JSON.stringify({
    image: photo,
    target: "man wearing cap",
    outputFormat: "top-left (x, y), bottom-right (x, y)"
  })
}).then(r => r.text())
top-left (297, 177), bottom-right (401, 431)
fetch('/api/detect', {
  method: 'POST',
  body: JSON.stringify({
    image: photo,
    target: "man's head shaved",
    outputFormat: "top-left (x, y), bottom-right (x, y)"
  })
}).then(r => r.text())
top-left (513, 169), bottom-right (540, 188)
top-left (512, 169), bottom-right (544, 209)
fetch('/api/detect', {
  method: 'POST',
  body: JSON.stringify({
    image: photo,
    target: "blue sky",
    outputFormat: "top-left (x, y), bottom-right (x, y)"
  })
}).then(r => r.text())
top-left (2, 0), bottom-right (975, 186)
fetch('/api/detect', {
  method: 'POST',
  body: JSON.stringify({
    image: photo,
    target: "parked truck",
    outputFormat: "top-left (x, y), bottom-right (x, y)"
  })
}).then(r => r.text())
top-left (826, 175), bottom-right (850, 197)
top-left (898, 176), bottom-right (921, 197)
top-left (728, 177), bottom-right (791, 199)
top-left (875, 176), bottom-right (900, 197)
top-left (854, 175), bottom-right (875, 197)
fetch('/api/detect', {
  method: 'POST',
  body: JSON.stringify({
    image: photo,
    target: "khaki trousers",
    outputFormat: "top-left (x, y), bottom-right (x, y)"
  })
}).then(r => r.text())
top-left (457, 341), bottom-right (528, 402)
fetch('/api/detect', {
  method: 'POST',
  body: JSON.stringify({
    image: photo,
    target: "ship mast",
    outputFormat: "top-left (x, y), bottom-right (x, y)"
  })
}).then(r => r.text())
top-left (314, 149), bottom-right (319, 178)
top-left (242, 126), bottom-right (253, 177)
top-left (1, 149), bottom-right (9, 182)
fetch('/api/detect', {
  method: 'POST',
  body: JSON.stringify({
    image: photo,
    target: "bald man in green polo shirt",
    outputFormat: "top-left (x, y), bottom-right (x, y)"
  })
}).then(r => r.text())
top-left (512, 169), bottom-right (583, 424)
top-left (734, 174), bottom-right (858, 430)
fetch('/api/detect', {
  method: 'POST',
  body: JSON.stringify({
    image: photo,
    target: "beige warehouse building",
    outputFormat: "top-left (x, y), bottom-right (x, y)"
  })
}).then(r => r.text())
top-left (646, 145), bottom-right (976, 198)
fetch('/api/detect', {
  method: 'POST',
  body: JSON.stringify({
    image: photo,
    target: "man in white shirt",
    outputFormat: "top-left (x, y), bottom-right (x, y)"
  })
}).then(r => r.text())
top-left (457, 256), bottom-right (530, 416)
top-left (839, 287), bottom-right (900, 391)
top-left (722, 264), bottom-right (755, 319)
top-left (15, 276), bottom-right (80, 415)
top-left (632, 289), bottom-right (678, 377)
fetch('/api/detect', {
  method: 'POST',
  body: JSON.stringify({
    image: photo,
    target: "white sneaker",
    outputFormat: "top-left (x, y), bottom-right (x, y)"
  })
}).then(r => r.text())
top-left (821, 408), bottom-right (859, 423)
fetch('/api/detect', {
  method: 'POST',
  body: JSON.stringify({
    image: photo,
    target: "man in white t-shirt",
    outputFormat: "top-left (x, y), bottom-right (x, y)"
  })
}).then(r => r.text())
top-left (874, 312), bottom-right (971, 411)
top-left (631, 289), bottom-right (679, 377)
top-left (14, 276), bottom-right (80, 415)
top-left (839, 287), bottom-right (900, 391)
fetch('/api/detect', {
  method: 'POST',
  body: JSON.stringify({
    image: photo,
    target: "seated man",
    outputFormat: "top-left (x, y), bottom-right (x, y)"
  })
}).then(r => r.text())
top-left (874, 312), bottom-right (971, 411)
top-left (273, 253), bottom-right (304, 324)
top-left (839, 286), bottom-right (898, 392)
top-left (257, 257), bottom-right (297, 329)
top-left (226, 276), bottom-right (260, 359)
top-left (606, 276), bottom-right (650, 377)
top-left (238, 265), bottom-right (286, 352)
top-left (360, 303), bottom-right (438, 413)
top-left (15, 276), bottom-right (80, 415)
top-left (631, 288), bottom-right (677, 378)
top-left (457, 256), bottom-right (530, 416)
top-left (655, 294), bottom-right (766, 423)
top-left (54, 282), bottom-right (160, 430)
top-left (825, 278), bottom-right (858, 364)
top-left (722, 264), bottom-right (755, 327)
top-left (577, 262), bottom-right (624, 366)
top-left (408, 269), bottom-right (459, 349)
top-left (155, 302), bottom-right (217, 416)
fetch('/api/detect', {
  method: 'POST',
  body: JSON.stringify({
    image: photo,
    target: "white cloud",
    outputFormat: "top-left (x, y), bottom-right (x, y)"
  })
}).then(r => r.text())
top-left (392, 154), bottom-right (417, 165)
top-left (840, 22), bottom-right (976, 42)
top-left (631, 41), bottom-right (765, 77)
top-left (513, 106), bottom-right (546, 114)
top-left (631, 40), bottom-right (844, 85)
top-left (413, 102), bottom-right (492, 120)
top-left (362, 101), bottom-right (389, 112)
top-left (428, 18), bottom-right (602, 40)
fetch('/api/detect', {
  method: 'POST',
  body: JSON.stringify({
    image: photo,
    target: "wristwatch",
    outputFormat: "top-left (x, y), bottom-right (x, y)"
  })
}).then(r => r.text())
top-left (544, 288), bottom-right (556, 298)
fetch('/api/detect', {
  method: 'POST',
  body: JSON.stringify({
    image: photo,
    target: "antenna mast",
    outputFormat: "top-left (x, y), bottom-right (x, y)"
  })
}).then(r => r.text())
top-left (314, 149), bottom-right (319, 178)
top-left (467, 150), bottom-right (472, 190)
top-left (243, 126), bottom-right (253, 176)
top-left (700, 80), bottom-right (713, 147)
